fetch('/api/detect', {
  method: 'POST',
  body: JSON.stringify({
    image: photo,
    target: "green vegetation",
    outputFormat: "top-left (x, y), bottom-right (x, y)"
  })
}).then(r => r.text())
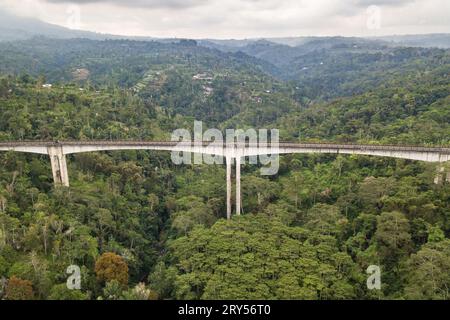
top-left (0, 37), bottom-right (449, 300)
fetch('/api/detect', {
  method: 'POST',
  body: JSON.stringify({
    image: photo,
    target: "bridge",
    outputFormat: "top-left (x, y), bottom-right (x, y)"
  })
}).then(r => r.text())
top-left (1, 140), bottom-right (449, 219)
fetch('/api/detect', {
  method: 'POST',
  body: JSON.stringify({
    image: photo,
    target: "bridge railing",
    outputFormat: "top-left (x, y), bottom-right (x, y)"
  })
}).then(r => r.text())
top-left (0, 140), bottom-right (449, 153)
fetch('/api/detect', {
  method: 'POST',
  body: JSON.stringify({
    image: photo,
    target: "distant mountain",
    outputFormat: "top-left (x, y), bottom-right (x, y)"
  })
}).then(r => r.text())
top-left (373, 34), bottom-right (450, 48)
top-left (0, 10), bottom-right (112, 41)
top-left (2, 9), bottom-right (449, 50)
top-left (200, 37), bottom-right (392, 70)
top-left (200, 36), bottom-right (383, 49)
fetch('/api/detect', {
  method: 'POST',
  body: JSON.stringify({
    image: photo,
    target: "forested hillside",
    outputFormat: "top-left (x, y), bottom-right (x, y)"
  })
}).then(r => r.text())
top-left (206, 37), bottom-right (450, 101)
top-left (0, 37), bottom-right (449, 300)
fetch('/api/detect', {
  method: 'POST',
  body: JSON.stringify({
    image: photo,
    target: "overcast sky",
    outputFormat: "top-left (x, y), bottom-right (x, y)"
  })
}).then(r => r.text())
top-left (1, 0), bottom-right (449, 39)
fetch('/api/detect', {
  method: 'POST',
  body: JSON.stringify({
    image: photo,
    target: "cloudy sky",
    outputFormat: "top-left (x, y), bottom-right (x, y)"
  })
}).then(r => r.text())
top-left (1, 0), bottom-right (449, 38)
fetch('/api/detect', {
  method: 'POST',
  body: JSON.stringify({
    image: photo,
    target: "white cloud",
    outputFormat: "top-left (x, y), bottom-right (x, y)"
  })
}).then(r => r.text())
top-left (0, 0), bottom-right (449, 38)
top-left (45, 0), bottom-right (207, 9)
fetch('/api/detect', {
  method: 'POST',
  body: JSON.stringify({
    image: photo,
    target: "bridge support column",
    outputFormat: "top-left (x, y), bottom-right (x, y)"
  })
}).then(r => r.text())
top-left (435, 165), bottom-right (450, 184)
top-left (226, 156), bottom-right (232, 220)
top-left (48, 146), bottom-right (69, 187)
top-left (236, 156), bottom-right (241, 216)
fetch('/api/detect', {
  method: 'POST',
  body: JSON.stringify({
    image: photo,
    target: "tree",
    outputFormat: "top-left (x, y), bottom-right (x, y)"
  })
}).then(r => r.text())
top-left (0, 256), bottom-right (8, 277)
top-left (102, 280), bottom-right (123, 300)
top-left (95, 252), bottom-right (129, 287)
top-left (5, 276), bottom-right (34, 300)
top-left (28, 251), bottom-right (52, 299)
top-left (304, 204), bottom-right (347, 236)
top-left (427, 225), bottom-right (445, 243)
top-left (48, 284), bottom-right (89, 300)
top-left (263, 201), bottom-right (297, 226)
top-left (375, 211), bottom-right (412, 263)
top-left (147, 193), bottom-right (159, 213)
top-left (358, 177), bottom-right (397, 212)
top-left (148, 261), bottom-right (177, 299)
top-left (121, 283), bottom-right (158, 300)
top-left (280, 172), bottom-right (305, 208)
top-left (171, 196), bottom-right (216, 235)
top-left (242, 176), bottom-right (279, 213)
top-left (404, 239), bottom-right (450, 300)
top-left (94, 208), bottom-right (114, 250)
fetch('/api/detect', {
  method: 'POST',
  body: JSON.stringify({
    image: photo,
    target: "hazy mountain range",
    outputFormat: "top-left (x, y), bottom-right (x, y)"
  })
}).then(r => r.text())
top-left (1, 9), bottom-right (449, 49)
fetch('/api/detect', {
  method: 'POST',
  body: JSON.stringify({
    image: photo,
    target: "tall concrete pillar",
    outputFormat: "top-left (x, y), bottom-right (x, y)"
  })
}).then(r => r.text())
top-left (226, 156), bottom-right (232, 220)
top-left (434, 166), bottom-right (445, 185)
top-left (48, 146), bottom-right (69, 187)
top-left (236, 156), bottom-right (241, 216)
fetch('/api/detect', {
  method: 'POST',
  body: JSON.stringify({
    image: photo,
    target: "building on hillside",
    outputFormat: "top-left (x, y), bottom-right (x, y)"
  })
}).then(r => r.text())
top-left (193, 73), bottom-right (213, 81)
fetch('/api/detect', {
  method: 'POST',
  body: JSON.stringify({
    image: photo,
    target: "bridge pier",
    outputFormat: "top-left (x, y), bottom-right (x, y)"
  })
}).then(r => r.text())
top-left (224, 156), bottom-right (242, 219)
top-left (226, 156), bottom-right (232, 220)
top-left (236, 156), bottom-right (241, 216)
top-left (434, 165), bottom-right (450, 185)
top-left (48, 146), bottom-right (69, 187)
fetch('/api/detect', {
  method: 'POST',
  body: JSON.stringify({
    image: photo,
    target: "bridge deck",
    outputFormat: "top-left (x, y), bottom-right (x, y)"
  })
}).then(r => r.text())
top-left (0, 140), bottom-right (448, 193)
top-left (0, 140), bottom-right (449, 153)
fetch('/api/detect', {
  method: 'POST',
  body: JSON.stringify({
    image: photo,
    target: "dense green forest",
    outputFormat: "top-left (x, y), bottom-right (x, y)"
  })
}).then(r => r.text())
top-left (0, 37), bottom-right (449, 300)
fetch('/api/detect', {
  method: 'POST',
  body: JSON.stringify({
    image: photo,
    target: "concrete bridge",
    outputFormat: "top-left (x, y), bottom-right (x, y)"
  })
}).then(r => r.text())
top-left (0, 140), bottom-right (449, 219)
